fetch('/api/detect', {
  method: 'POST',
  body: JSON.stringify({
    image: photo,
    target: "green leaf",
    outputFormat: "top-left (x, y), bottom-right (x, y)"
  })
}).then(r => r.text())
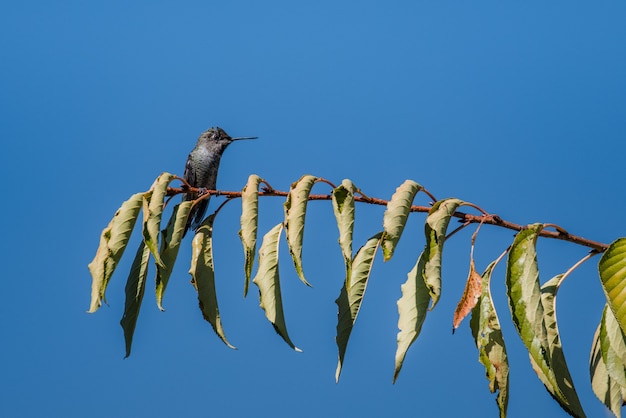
top-left (423, 198), bottom-right (464, 309)
top-left (541, 274), bottom-right (586, 417)
top-left (599, 238), bottom-right (626, 336)
top-left (331, 179), bottom-right (356, 281)
top-left (600, 304), bottom-right (626, 388)
top-left (382, 180), bottom-right (421, 261)
top-left (253, 223), bottom-right (301, 351)
top-left (142, 172), bottom-right (176, 268)
top-left (506, 224), bottom-right (586, 418)
top-left (119, 240), bottom-right (151, 358)
top-left (155, 201), bottom-right (192, 311)
top-left (591, 310), bottom-right (624, 418)
top-left (335, 232), bottom-right (382, 382)
top-left (283, 174), bottom-right (319, 287)
top-left (393, 249), bottom-right (431, 383)
top-left (239, 174), bottom-right (263, 297)
top-left (189, 215), bottom-right (235, 349)
top-left (88, 192), bottom-right (144, 313)
top-left (470, 260), bottom-right (509, 418)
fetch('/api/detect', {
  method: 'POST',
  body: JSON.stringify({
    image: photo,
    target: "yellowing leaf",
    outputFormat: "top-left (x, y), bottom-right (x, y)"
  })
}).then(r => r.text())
top-left (507, 224), bottom-right (586, 418)
top-left (423, 198), bottom-right (465, 309)
top-left (120, 241), bottom-right (151, 358)
top-left (335, 232), bottom-right (382, 382)
top-left (88, 192), bottom-right (144, 313)
top-left (189, 215), bottom-right (235, 349)
top-left (253, 223), bottom-right (301, 351)
top-left (142, 172), bottom-right (176, 268)
top-left (393, 249), bottom-right (431, 382)
top-left (590, 309), bottom-right (624, 418)
top-left (283, 174), bottom-right (319, 287)
top-left (470, 259), bottom-right (509, 418)
top-left (599, 238), bottom-right (626, 336)
top-left (239, 174), bottom-right (263, 297)
top-left (382, 180), bottom-right (421, 261)
top-left (453, 258), bottom-right (482, 332)
top-left (332, 179), bottom-right (356, 281)
top-left (155, 201), bottom-right (192, 311)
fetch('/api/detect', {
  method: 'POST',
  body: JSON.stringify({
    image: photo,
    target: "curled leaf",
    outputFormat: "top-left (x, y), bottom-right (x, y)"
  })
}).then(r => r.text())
top-left (283, 174), bottom-right (319, 287)
top-left (190, 215), bottom-right (235, 349)
top-left (599, 238), bottom-right (626, 336)
top-left (155, 202), bottom-right (192, 311)
top-left (393, 250), bottom-right (431, 382)
top-left (423, 198), bottom-right (465, 309)
top-left (120, 241), bottom-right (151, 358)
top-left (335, 232), bottom-right (382, 382)
top-left (332, 179), bottom-right (356, 280)
top-left (253, 223), bottom-right (301, 351)
top-left (453, 258), bottom-right (482, 332)
top-left (142, 172), bottom-right (176, 268)
top-left (239, 174), bottom-right (263, 297)
top-left (88, 192), bottom-right (144, 313)
top-left (470, 259), bottom-right (509, 418)
top-left (382, 180), bottom-right (421, 261)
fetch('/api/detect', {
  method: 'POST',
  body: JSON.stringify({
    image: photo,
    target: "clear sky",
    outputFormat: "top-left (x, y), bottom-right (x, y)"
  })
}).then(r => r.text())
top-left (2, 2), bottom-right (625, 417)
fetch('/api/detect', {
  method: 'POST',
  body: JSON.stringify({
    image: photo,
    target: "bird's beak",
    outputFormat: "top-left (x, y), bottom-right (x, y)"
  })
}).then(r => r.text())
top-left (232, 136), bottom-right (258, 141)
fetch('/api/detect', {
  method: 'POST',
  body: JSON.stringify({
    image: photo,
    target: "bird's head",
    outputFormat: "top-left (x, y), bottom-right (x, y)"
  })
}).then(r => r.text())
top-left (200, 127), bottom-right (257, 145)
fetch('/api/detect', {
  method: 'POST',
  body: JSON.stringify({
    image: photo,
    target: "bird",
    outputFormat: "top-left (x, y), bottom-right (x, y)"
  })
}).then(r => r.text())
top-left (183, 127), bottom-right (257, 235)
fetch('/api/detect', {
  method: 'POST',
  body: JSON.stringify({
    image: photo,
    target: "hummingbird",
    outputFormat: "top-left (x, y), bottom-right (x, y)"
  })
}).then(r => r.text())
top-left (183, 127), bottom-right (257, 235)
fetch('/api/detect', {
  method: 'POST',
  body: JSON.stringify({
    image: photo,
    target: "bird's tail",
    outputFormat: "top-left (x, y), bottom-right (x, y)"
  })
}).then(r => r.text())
top-left (183, 194), bottom-right (210, 237)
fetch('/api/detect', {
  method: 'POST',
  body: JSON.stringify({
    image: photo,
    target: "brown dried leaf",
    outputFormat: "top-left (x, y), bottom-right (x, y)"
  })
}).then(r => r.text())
top-left (453, 259), bottom-right (482, 332)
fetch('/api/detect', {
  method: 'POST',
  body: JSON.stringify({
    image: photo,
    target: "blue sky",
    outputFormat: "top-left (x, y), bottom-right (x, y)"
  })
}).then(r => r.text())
top-left (2, 2), bottom-right (626, 417)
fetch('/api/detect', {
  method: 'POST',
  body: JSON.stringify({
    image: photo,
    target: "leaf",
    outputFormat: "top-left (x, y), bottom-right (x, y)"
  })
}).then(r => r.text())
top-left (119, 240), bottom-right (151, 358)
top-left (506, 224), bottom-right (586, 418)
top-left (453, 258), bottom-right (482, 332)
top-left (590, 311), bottom-right (624, 418)
top-left (469, 260), bottom-right (509, 418)
top-left (599, 238), bottom-right (626, 336)
top-left (335, 232), bottom-right (382, 382)
top-left (142, 172), bottom-right (176, 268)
top-left (252, 223), bottom-right (301, 351)
top-left (189, 215), bottom-right (235, 349)
top-left (600, 304), bottom-right (626, 388)
top-left (283, 174), bottom-right (318, 287)
top-left (331, 179), bottom-right (356, 280)
top-left (423, 198), bottom-right (465, 309)
top-left (541, 274), bottom-right (586, 417)
top-left (155, 201), bottom-right (192, 311)
top-left (382, 179), bottom-right (422, 261)
top-left (239, 174), bottom-right (263, 297)
top-left (393, 249), bottom-right (432, 383)
top-left (88, 192), bottom-right (144, 313)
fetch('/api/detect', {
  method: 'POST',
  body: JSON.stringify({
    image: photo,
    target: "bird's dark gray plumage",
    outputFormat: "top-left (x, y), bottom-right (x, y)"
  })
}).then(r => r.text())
top-left (183, 127), bottom-right (256, 235)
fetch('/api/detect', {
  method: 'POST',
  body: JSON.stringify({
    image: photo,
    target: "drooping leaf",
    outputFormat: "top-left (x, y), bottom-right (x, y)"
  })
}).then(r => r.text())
top-left (541, 273), bottom-right (586, 417)
top-left (283, 174), bottom-right (319, 287)
top-left (253, 223), bottom-right (301, 351)
top-left (88, 192), bottom-right (144, 313)
top-left (506, 224), bottom-right (586, 417)
top-left (393, 249), bottom-right (431, 382)
top-left (423, 198), bottom-right (465, 309)
top-left (590, 311), bottom-right (624, 418)
top-left (470, 259), bottom-right (509, 418)
top-left (599, 238), bottom-right (626, 336)
top-left (189, 215), bottom-right (235, 349)
top-left (453, 258), bottom-right (482, 332)
top-left (239, 174), bottom-right (262, 297)
top-left (382, 180), bottom-right (422, 261)
top-left (120, 240), bottom-right (151, 358)
top-left (335, 232), bottom-right (382, 382)
top-left (600, 304), bottom-right (626, 388)
top-left (154, 201), bottom-right (192, 311)
top-left (142, 172), bottom-right (176, 268)
top-left (331, 179), bottom-right (356, 280)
